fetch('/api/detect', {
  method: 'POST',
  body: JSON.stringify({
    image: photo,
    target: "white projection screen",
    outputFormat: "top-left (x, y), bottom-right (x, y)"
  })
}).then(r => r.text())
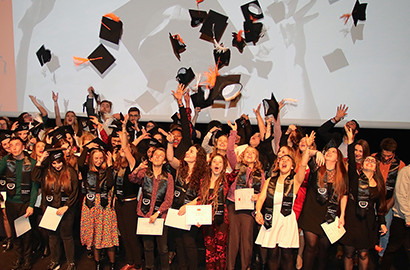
top-left (4, 0), bottom-right (410, 128)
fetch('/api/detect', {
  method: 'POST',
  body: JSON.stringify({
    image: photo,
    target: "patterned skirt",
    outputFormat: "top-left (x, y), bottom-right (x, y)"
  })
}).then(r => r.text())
top-left (80, 193), bottom-right (119, 250)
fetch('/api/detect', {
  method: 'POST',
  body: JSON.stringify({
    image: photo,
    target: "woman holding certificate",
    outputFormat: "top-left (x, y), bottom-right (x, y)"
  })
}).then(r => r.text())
top-left (78, 146), bottom-right (117, 270)
top-left (32, 149), bottom-right (78, 270)
top-left (254, 136), bottom-right (320, 270)
top-left (340, 126), bottom-right (387, 270)
top-left (130, 147), bottom-right (174, 270)
top-left (298, 140), bottom-right (348, 270)
top-left (166, 133), bottom-right (207, 270)
top-left (225, 121), bottom-right (265, 270)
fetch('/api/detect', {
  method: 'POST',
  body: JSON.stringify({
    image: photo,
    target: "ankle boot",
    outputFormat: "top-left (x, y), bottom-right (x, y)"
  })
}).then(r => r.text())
top-left (110, 262), bottom-right (115, 270)
top-left (95, 261), bottom-right (102, 270)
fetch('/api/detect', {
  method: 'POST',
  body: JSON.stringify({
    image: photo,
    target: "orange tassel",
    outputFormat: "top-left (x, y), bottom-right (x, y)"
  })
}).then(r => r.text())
top-left (174, 34), bottom-right (185, 44)
top-left (236, 30), bottom-right (244, 42)
top-left (203, 65), bottom-right (219, 89)
top-left (196, 0), bottom-right (204, 8)
top-left (73, 56), bottom-right (102, 66)
top-left (104, 13), bottom-right (120, 22)
top-left (374, 245), bottom-right (383, 253)
top-left (340, 13), bottom-right (351, 25)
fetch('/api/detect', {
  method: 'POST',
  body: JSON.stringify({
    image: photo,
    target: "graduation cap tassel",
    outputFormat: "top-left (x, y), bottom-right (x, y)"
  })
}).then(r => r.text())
top-left (73, 56), bottom-right (102, 66)
top-left (236, 30), bottom-right (244, 42)
top-left (340, 13), bottom-right (351, 24)
top-left (203, 65), bottom-right (219, 89)
top-left (196, 0), bottom-right (204, 9)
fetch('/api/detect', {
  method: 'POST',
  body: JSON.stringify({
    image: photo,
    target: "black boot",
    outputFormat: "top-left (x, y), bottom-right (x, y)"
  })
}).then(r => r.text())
top-left (10, 258), bottom-right (23, 270)
top-left (109, 262), bottom-right (115, 270)
top-left (42, 245), bottom-right (50, 259)
top-left (2, 237), bottom-right (12, 252)
top-left (95, 260), bottom-right (102, 270)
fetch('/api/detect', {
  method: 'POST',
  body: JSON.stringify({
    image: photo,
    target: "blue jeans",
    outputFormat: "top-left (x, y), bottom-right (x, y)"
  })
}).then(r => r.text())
top-left (379, 208), bottom-right (393, 257)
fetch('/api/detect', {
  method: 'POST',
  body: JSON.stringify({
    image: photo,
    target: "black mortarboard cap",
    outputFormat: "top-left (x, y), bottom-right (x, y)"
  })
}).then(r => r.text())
top-left (232, 31), bottom-right (246, 53)
top-left (213, 46), bottom-right (231, 69)
top-left (87, 44), bottom-right (116, 74)
top-left (99, 14), bottom-right (123, 45)
top-left (262, 93), bottom-right (279, 120)
top-left (36, 45), bottom-right (52, 66)
top-left (209, 75), bottom-right (242, 102)
top-left (191, 86), bottom-right (214, 109)
top-left (323, 138), bottom-right (339, 152)
top-left (241, 0), bottom-right (264, 22)
top-left (137, 138), bottom-right (162, 156)
top-left (176, 67), bottom-right (195, 86)
top-left (84, 137), bottom-right (109, 151)
top-left (189, 9), bottom-right (208, 27)
top-left (14, 122), bottom-right (29, 132)
top-left (108, 119), bottom-right (122, 138)
top-left (352, 0), bottom-right (367, 26)
top-left (48, 126), bottom-right (66, 145)
top-left (29, 121), bottom-right (44, 138)
top-left (46, 148), bottom-right (65, 162)
top-left (0, 130), bottom-right (12, 142)
top-left (199, 10), bottom-right (229, 43)
top-left (244, 21), bottom-right (263, 44)
top-left (169, 33), bottom-right (186, 61)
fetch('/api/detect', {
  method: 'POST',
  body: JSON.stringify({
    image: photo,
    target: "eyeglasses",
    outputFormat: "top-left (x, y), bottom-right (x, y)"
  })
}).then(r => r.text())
top-left (364, 158), bottom-right (377, 164)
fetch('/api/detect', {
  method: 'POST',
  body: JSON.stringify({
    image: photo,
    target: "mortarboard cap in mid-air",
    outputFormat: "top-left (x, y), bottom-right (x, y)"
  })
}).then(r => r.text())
top-left (241, 0), bottom-right (264, 22)
top-left (169, 33), bottom-right (186, 61)
top-left (244, 21), bottom-right (264, 44)
top-left (176, 67), bottom-right (195, 86)
top-left (209, 74), bottom-right (242, 102)
top-left (351, 0), bottom-right (367, 26)
top-left (189, 9), bottom-right (208, 27)
top-left (36, 45), bottom-right (52, 66)
top-left (213, 41), bottom-right (231, 69)
top-left (199, 10), bottom-right (229, 43)
top-left (232, 31), bottom-right (246, 53)
top-left (262, 93), bottom-right (280, 120)
top-left (87, 44), bottom-right (116, 74)
top-left (99, 13), bottom-right (123, 45)
top-left (190, 86), bottom-right (214, 109)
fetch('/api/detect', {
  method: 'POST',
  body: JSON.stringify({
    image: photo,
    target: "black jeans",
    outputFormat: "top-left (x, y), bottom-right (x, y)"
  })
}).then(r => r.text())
top-left (116, 200), bottom-right (143, 266)
top-left (175, 226), bottom-right (200, 270)
top-left (6, 201), bottom-right (33, 264)
top-left (48, 207), bottom-right (75, 264)
top-left (142, 226), bottom-right (169, 270)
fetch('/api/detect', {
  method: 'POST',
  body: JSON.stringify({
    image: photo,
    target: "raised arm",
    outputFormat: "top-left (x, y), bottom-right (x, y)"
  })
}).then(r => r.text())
top-left (253, 104), bottom-right (266, 139)
top-left (120, 114), bottom-right (136, 170)
top-left (29, 95), bottom-right (48, 118)
top-left (226, 121), bottom-right (238, 169)
top-left (52, 91), bottom-right (63, 127)
top-left (166, 132), bottom-right (181, 169)
top-left (317, 104), bottom-right (348, 146)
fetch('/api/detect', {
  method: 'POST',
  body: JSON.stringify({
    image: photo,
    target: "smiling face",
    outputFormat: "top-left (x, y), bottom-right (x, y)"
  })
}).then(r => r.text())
top-left (150, 149), bottom-right (166, 166)
top-left (92, 151), bottom-right (104, 168)
top-left (242, 147), bottom-right (258, 164)
top-left (362, 156), bottom-right (377, 172)
top-left (249, 133), bottom-right (261, 148)
top-left (184, 146), bottom-right (198, 164)
top-left (216, 135), bottom-right (228, 151)
top-left (325, 147), bottom-right (338, 163)
top-left (171, 130), bottom-right (182, 148)
top-left (278, 155), bottom-right (293, 174)
top-left (211, 155), bottom-right (225, 176)
top-left (52, 160), bottom-right (64, 171)
top-left (1, 138), bottom-right (11, 153)
top-left (35, 141), bottom-right (46, 157)
top-left (298, 137), bottom-right (308, 152)
top-left (65, 112), bottom-right (76, 125)
top-left (354, 144), bottom-right (364, 162)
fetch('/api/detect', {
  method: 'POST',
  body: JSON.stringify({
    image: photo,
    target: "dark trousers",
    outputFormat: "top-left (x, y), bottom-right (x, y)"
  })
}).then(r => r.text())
top-left (116, 199), bottom-right (143, 266)
top-left (175, 226), bottom-right (200, 270)
top-left (142, 226), bottom-right (169, 270)
top-left (48, 207), bottom-right (75, 264)
top-left (5, 201), bottom-right (33, 264)
top-left (380, 216), bottom-right (410, 269)
top-left (227, 203), bottom-right (254, 270)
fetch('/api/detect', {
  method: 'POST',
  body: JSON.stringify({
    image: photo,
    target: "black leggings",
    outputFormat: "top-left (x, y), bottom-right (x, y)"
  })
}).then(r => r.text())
top-left (48, 207), bottom-right (75, 264)
top-left (344, 245), bottom-right (369, 270)
top-left (260, 246), bottom-right (296, 270)
top-left (303, 231), bottom-right (330, 270)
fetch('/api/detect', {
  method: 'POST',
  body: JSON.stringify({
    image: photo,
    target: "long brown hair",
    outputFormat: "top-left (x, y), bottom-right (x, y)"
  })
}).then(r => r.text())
top-left (88, 149), bottom-right (107, 172)
top-left (178, 144), bottom-right (207, 193)
top-left (200, 154), bottom-right (228, 216)
top-left (64, 111), bottom-right (79, 135)
top-left (317, 148), bottom-right (348, 199)
top-left (44, 158), bottom-right (72, 195)
top-left (239, 146), bottom-right (264, 176)
top-left (361, 158), bottom-right (387, 215)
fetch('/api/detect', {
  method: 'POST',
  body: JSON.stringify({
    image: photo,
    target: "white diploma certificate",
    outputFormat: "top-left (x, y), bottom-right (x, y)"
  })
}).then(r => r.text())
top-left (0, 191), bottom-right (6, 208)
top-left (186, 205), bottom-right (212, 225)
top-left (321, 217), bottom-right (346, 244)
top-left (165, 208), bottom-right (191, 231)
top-left (137, 218), bottom-right (164, 235)
top-left (235, 188), bottom-right (255, 210)
top-left (14, 215), bottom-right (31, 237)
top-left (39, 206), bottom-right (63, 231)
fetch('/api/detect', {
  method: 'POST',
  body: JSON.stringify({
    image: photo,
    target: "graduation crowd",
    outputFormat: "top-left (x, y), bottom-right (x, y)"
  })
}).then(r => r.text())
top-left (0, 85), bottom-right (409, 270)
